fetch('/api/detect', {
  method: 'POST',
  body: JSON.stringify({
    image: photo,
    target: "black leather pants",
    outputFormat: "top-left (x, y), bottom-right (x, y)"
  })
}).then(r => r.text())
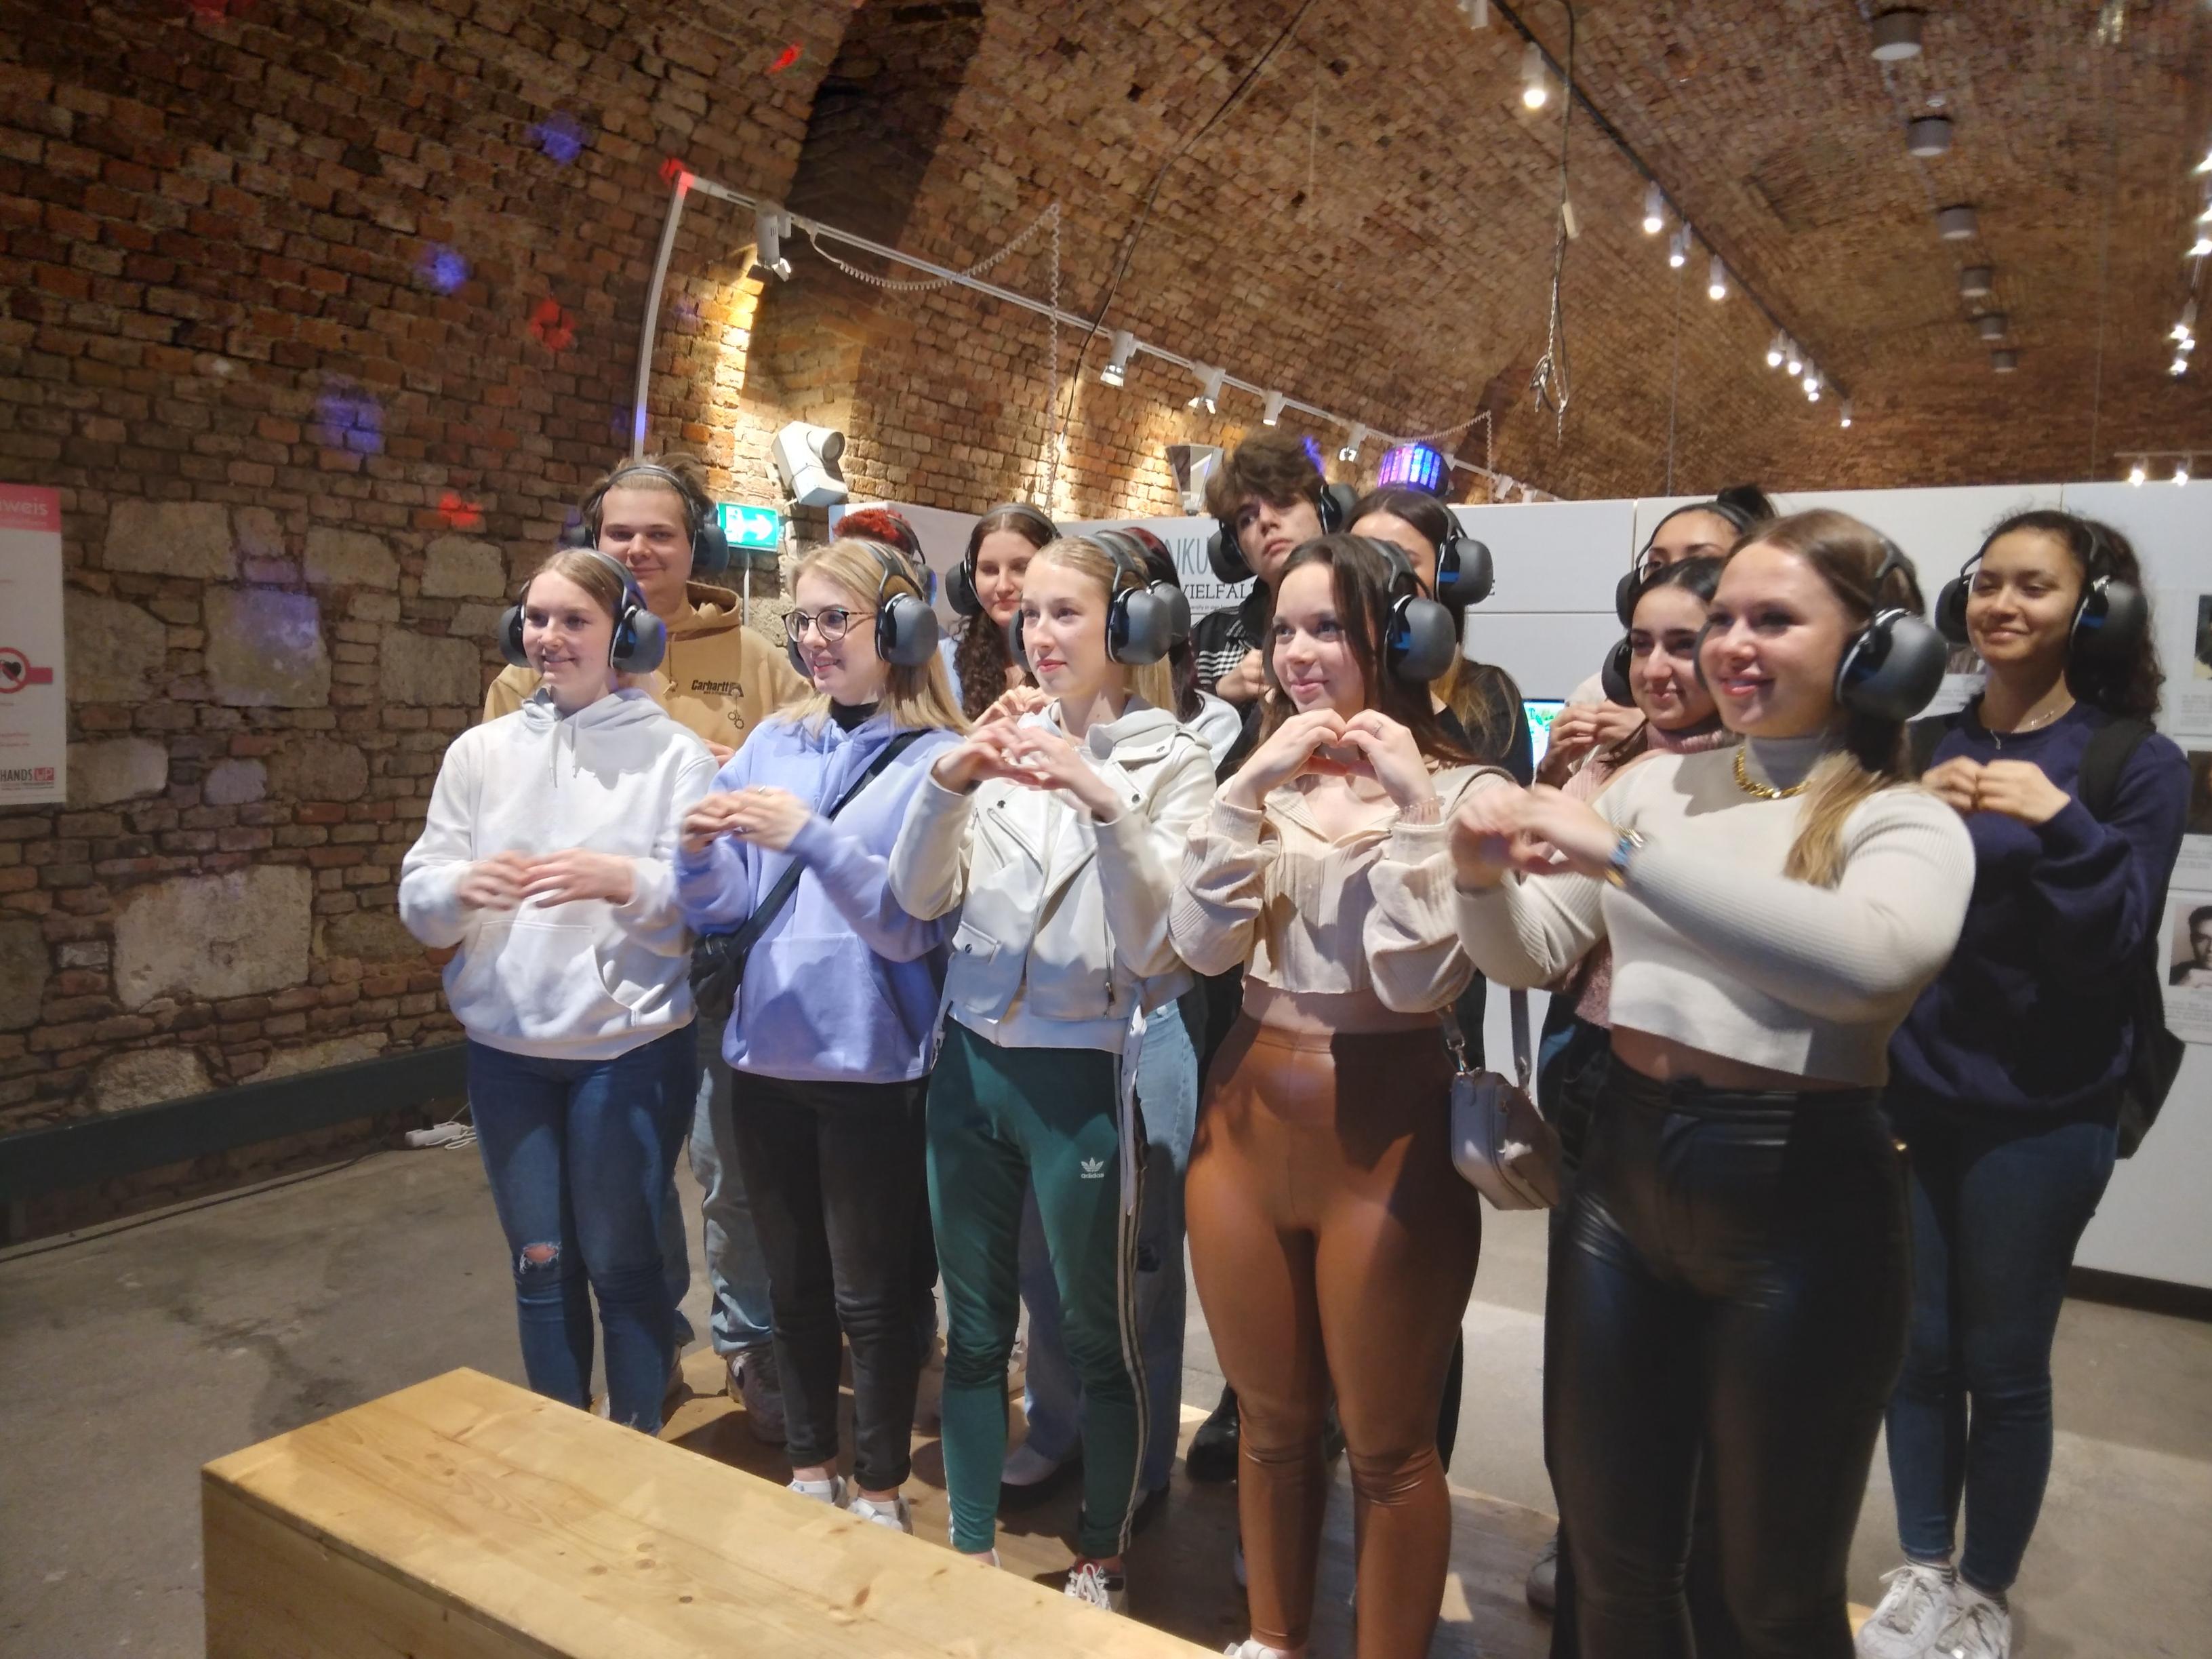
top-left (1552, 1062), bottom-right (1910, 1659)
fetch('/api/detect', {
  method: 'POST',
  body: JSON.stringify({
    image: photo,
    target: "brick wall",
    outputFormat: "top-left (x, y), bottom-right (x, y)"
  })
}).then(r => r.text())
top-left (3, 0), bottom-right (2207, 1161)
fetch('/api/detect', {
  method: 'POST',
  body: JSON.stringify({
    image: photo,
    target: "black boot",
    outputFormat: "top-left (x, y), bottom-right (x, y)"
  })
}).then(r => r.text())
top-left (1185, 1383), bottom-right (1239, 1482)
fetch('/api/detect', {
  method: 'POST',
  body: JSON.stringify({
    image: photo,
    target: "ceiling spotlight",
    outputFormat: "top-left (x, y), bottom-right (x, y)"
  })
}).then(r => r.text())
top-left (1935, 203), bottom-right (1979, 240)
top-left (1786, 342), bottom-right (1805, 376)
top-left (1460, 0), bottom-right (1490, 25)
top-left (1641, 182), bottom-right (1665, 236)
top-left (1521, 43), bottom-right (1548, 109)
top-left (2197, 200), bottom-right (2212, 223)
top-left (1100, 329), bottom-right (1135, 388)
top-left (1960, 265), bottom-right (1994, 298)
top-left (1706, 256), bottom-right (1729, 302)
top-left (2129, 458), bottom-right (2148, 485)
top-left (1188, 362), bottom-right (1224, 414)
top-left (1870, 9), bottom-right (1925, 61)
top-left (2190, 235), bottom-right (2212, 259)
top-left (1668, 226), bottom-right (1690, 268)
top-left (1261, 391), bottom-right (1286, 426)
top-left (1766, 330), bottom-right (1787, 368)
top-left (1840, 399), bottom-right (1855, 429)
top-left (1975, 313), bottom-right (2009, 340)
top-left (1906, 115), bottom-right (1954, 159)
top-left (1991, 348), bottom-right (2018, 372)
top-left (1338, 422), bottom-right (1368, 463)
top-left (752, 205), bottom-right (794, 281)
top-left (2172, 302), bottom-right (2198, 342)
top-left (2173, 354), bottom-right (2192, 377)
top-left (1802, 367), bottom-right (1820, 395)
top-left (2196, 149), bottom-right (2212, 176)
top-left (2176, 460), bottom-right (2192, 487)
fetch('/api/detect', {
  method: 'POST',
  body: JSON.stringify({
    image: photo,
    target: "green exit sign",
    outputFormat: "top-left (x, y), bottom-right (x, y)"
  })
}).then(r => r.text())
top-left (719, 502), bottom-right (784, 553)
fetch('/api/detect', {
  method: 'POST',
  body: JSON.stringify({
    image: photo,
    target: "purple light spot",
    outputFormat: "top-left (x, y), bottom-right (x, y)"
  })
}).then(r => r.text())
top-left (531, 113), bottom-right (586, 166)
top-left (1302, 435), bottom-right (1326, 474)
top-left (316, 378), bottom-right (384, 456)
top-left (418, 244), bottom-right (468, 294)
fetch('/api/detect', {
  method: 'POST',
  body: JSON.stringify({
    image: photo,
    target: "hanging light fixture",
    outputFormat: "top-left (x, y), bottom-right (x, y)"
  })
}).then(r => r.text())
top-left (1766, 331), bottom-right (1788, 368)
top-left (2194, 148), bottom-right (2212, 176)
top-left (1521, 43), bottom-right (1548, 109)
top-left (752, 206), bottom-right (794, 281)
top-left (1188, 363), bottom-right (1225, 414)
top-left (1803, 368), bottom-right (1823, 401)
top-left (1839, 399), bottom-right (1855, 428)
top-left (1668, 226), bottom-right (1690, 268)
top-left (1991, 348), bottom-right (2018, 372)
top-left (1975, 313), bottom-right (2009, 340)
top-left (1960, 266), bottom-right (1994, 298)
top-left (1935, 204), bottom-right (1979, 240)
top-left (2172, 353), bottom-right (2192, 377)
top-left (1338, 422), bottom-right (1368, 463)
top-left (1641, 182), bottom-right (1665, 235)
top-left (1260, 390), bottom-right (1286, 426)
top-left (1870, 9), bottom-right (1925, 61)
top-left (2189, 235), bottom-right (2212, 259)
top-left (1100, 330), bottom-right (1136, 388)
top-left (2171, 301), bottom-right (2198, 343)
top-left (1706, 255), bottom-right (1729, 302)
top-left (2175, 458), bottom-right (2192, 487)
top-left (2128, 458), bottom-right (2148, 485)
top-left (1906, 115), bottom-right (1954, 158)
top-left (1785, 340), bottom-right (1805, 377)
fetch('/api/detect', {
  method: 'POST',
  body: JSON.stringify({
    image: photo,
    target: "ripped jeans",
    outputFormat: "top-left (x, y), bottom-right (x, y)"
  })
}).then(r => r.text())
top-left (467, 1027), bottom-right (693, 1431)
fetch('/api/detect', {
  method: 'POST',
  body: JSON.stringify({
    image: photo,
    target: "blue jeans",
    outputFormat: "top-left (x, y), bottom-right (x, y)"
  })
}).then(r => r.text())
top-left (1883, 1094), bottom-right (2118, 1594)
top-left (663, 1021), bottom-right (774, 1358)
top-left (1016, 993), bottom-right (1199, 1494)
top-left (468, 1026), bottom-right (693, 1431)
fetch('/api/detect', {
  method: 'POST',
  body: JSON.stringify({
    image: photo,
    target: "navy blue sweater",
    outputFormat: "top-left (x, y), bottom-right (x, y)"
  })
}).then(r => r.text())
top-left (1888, 701), bottom-right (2189, 1115)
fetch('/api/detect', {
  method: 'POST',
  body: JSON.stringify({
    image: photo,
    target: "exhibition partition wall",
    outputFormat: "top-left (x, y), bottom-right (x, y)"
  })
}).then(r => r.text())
top-left (841, 484), bottom-right (2212, 1290)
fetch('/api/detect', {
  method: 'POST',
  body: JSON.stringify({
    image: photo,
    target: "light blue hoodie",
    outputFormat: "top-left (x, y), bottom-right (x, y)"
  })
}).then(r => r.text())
top-left (674, 708), bottom-right (961, 1084)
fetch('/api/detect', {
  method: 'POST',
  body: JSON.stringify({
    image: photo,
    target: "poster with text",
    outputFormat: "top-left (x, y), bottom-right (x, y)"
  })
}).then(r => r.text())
top-left (2163, 895), bottom-right (2212, 1043)
top-left (0, 484), bottom-right (64, 806)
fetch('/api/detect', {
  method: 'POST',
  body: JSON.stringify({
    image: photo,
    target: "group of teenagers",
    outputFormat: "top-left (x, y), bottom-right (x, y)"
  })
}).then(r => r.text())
top-left (397, 430), bottom-right (2190, 1659)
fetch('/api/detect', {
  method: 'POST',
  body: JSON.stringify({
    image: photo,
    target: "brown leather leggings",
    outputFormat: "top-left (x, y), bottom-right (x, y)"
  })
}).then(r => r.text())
top-left (1186, 1017), bottom-right (1483, 1657)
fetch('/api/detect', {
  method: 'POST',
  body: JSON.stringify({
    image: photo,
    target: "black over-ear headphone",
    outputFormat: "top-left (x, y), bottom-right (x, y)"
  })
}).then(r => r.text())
top-left (785, 543), bottom-right (942, 679)
top-left (1359, 536), bottom-right (1462, 685)
top-left (1616, 495), bottom-right (1761, 624)
top-left (1092, 527), bottom-right (1192, 645)
top-left (1207, 481), bottom-right (1359, 584)
top-left (565, 460), bottom-right (733, 580)
top-left (1935, 525), bottom-right (2148, 666)
top-left (948, 503), bottom-right (1058, 619)
top-left (1007, 537), bottom-right (1180, 673)
top-left (1431, 512), bottom-right (1496, 609)
top-left (1832, 542), bottom-right (1949, 723)
top-left (501, 548), bottom-right (668, 675)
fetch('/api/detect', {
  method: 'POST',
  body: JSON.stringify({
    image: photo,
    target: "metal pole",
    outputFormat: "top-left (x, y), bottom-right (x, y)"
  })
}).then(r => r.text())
top-left (632, 172), bottom-right (693, 460)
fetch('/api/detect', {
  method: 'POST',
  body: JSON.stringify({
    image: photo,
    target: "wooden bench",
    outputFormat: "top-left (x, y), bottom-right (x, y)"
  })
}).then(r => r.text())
top-left (203, 1367), bottom-right (1211, 1658)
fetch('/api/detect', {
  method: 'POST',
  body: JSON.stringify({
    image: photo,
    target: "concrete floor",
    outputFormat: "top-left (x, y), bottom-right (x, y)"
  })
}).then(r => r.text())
top-left (3, 1146), bottom-right (2207, 1657)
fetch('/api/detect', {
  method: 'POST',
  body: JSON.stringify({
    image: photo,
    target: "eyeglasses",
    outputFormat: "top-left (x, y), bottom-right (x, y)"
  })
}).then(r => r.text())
top-left (788, 607), bottom-right (876, 643)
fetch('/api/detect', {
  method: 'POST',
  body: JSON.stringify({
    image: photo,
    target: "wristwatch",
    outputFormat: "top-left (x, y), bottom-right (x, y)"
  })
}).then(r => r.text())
top-left (1603, 830), bottom-right (1645, 890)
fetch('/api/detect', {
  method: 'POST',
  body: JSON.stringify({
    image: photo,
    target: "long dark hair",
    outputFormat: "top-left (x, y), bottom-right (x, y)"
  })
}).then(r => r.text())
top-left (1603, 555), bottom-right (1727, 766)
top-left (1256, 534), bottom-right (1474, 765)
top-left (1973, 508), bottom-right (2163, 721)
top-left (952, 504), bottom-right (1053, 720)
top-left (1647, 483), bottom-right (1777, 553)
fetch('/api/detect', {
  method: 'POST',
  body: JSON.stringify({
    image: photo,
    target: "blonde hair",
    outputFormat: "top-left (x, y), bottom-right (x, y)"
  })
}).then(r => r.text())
top-left (517, 547), bottom-right (651, 689)
top-left (1027, 536), bottom-right (1177, 716)
top-left (788, 538), bottom-right (967, 733)
top-left (1740, 511), bottom-right (1927, 888)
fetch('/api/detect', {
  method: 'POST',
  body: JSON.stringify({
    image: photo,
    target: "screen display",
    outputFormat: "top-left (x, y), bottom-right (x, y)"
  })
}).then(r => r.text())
top-left (1525, 700), bottom-right (1566, 769)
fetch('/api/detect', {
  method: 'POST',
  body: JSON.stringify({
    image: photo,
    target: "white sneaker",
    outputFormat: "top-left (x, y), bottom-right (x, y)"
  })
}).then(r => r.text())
top-left (1857, 1561), bottom-right (1957, 1659)
top-left (731, 1350), bottom-right (786, 1445)
top-left (1224, 1642), bottom-right (1292, 1659)
top-left (788, 1473), bottom-right (846, 1506)
top-left (1064, 1561), bottom-right (1129, 1614)
top-left (1931, 1584), bottom-right (2011, 1659)
top-left (1001, 1441), bottom-right (1069, 1487)
top-left (847, 1492), bottom-right (914, 1534)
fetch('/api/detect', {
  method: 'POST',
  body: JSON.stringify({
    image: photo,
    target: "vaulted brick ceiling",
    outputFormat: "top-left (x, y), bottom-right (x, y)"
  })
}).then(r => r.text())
top-left (704, 0), bottom-right (2212, 504)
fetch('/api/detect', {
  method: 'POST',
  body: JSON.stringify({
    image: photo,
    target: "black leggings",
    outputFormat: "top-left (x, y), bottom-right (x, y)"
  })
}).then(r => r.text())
top-left (1552, 1062), bottom-right (1910, 1659)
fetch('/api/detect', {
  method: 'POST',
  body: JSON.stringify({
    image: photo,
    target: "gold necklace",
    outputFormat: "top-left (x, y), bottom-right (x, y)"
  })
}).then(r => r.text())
top-left (1733, 747), bottom-right (1810, 800)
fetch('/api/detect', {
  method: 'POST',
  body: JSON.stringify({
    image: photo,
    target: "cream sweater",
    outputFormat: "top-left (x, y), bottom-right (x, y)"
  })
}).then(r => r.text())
top-left (1454, 734), bottom-right (1974, 1084)
top-left (1171, 765), bottom-right (1507, 1020)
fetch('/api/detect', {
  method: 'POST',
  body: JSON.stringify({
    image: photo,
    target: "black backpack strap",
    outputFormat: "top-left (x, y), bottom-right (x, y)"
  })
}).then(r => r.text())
top-left (719, 728), bottom-right (927, 962)
top-left (1906, 714), bottom-right (1952, 778)
top-left (2073, 717), bottom-right (2154, 822)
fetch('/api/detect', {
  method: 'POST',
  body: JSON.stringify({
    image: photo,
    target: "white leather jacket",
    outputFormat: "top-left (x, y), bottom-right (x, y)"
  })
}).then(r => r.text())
top-left (889, 698), bottom-right (1215, 1056)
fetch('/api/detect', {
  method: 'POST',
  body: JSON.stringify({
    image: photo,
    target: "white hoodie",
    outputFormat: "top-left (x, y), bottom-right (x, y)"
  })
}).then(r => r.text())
top-left (399, 687), bottom-right (717, 1060)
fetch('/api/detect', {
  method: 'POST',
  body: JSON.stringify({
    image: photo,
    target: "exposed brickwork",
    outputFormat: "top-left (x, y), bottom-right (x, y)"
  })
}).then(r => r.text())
top-left (3, 0), bottom-right (2209, 1157)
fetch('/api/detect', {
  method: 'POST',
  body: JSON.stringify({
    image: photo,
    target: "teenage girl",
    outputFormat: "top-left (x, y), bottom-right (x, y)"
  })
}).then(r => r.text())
top-left (401, 548), bottom-right (716, 1433)
top-left (673, 538), bottom-right (965, 1532)
top-left (1451, 511), bottom-right (1974, 1658)
top-left (1171, 534), bottom-right (1505, 1659)
top-left (941, 502), bottom-right (1055, 721)
top-left (890, 536), bottom-right (1215, 1614)
top-left (1859, 512), bottom-right (2186, 1659)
